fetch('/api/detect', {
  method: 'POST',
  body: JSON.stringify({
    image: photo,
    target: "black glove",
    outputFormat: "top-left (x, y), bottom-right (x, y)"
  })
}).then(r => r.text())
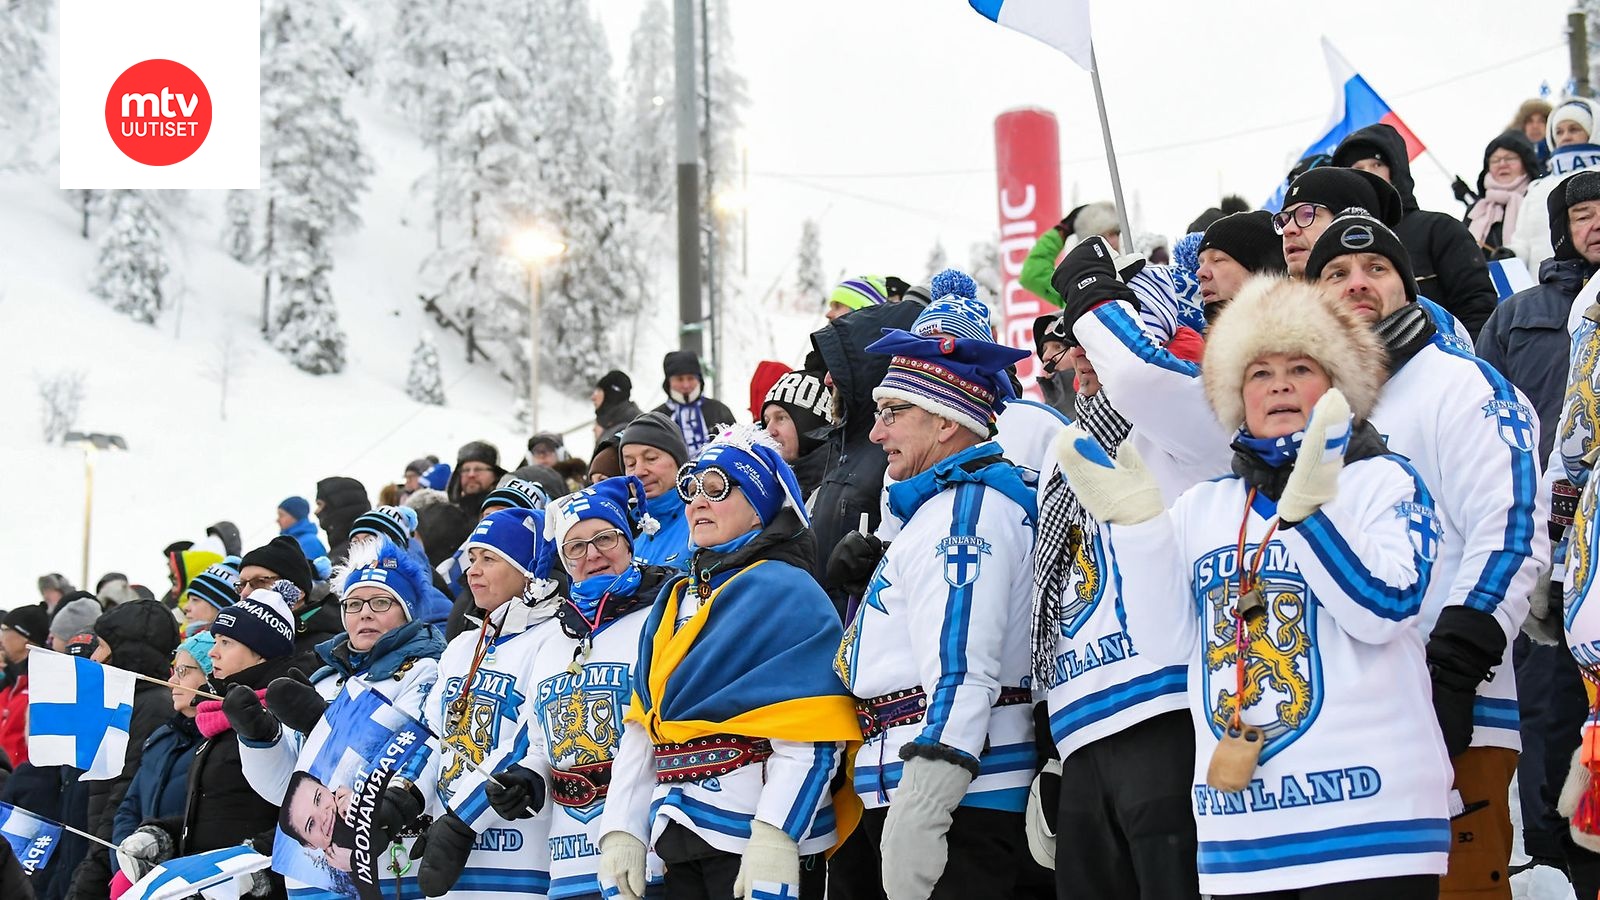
top-left (485, 764), bottom-right (546, 820)
top-left (265, 672), bottom-right (328, 735)
top-left (222, 684), bottom-right (280, 744)
top-left (1451, 176), bottom-right (1478, 206)
top-left (825, 531), bottom-right (885, 598)
top-left (373, 783), bottom-right (425, 849)
top-left (1049, 236), bottom-right (1140, 341)
top-left (417, 813), bottom-right (476, 897)
top-left (1426, 606), bottom-right (1507, 759)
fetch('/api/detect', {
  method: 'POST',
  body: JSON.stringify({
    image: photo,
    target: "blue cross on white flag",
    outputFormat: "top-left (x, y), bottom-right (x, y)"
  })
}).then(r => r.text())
top-left (124, 846), bottom-right (272, 900)
top-left (26, 649), bottom-right (136, 780)
top-left (969, 0), bottom-right (1093, 70)
top-left (0, 800), bottom-right (63, 874)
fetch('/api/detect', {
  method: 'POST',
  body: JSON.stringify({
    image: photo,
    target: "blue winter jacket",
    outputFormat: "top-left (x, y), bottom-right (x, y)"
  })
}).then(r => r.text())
top-left (111, 715), bottom-right (201, 868)
top-left (1476, 255), bottom-right (1595, 462)
top-left (632, 491), bottom-right (692, 571)
top-left (281, 517), bottom-right (328, 564)
top-left (311, 619), bottom-right (447, 686)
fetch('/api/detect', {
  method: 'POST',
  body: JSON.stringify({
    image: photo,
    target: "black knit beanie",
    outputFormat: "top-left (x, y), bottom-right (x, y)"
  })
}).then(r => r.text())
top-left (1199, 211), bottom-right (1288, 275)
top-left (1305, 211), bottom-right (1417, 303)
top-left (240, 535), bottom-right (314, 596)
top-left (1282, 167), bottom-right (1404, 227)
top-left (762, 370), bottom-right (834, 456)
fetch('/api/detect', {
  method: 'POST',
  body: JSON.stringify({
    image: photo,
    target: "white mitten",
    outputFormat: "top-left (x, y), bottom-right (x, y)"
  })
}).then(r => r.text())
top-left (1052, 427), bottom-right (1163, 525)
top-left (596, 831), bottom-right (648, 900)
top-left (880, 755), bottom-right (974, 900)
top-left (732, 819), bottom-right (800, 899)
top-left (116, 825), bottom-right (174, 881)
top-left (1276, 389), bottom-right (1352, 524)
top-left (1025, 759), bottom-right (1062, 868)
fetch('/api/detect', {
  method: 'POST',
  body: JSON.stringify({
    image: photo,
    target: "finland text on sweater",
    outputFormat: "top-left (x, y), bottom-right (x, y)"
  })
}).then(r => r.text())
top-left (1106, 458), bottom-right (1450, 894)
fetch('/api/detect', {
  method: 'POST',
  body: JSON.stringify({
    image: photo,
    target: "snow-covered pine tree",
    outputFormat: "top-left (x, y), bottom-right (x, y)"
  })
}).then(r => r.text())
top-left (796, 218), bottom-right (824, 310)
top-left (91, 190), bottom-right (168, 325)
top-left (223, 189), bottom-right (255, 262)
top-left (698, 0), bottom-right (748, 347)
top-left (406, 334), bottom-right (447, 405)
top-left (622, 0), bottom-right (674, 215)
top-left (386, 0), bottom-right (468, 248)
top-left (0, 3), bottom-right (47, 169)
top-left (926, 240), bottom-right (948, 280)
top-left (260, 0), bottom-right (370, 373)
top-left (522, 0), bottom-right (643, 393)
top-left (424, 0), bottom-right (537, 375)
top-left (968, 239), bottom-right (1000, 307)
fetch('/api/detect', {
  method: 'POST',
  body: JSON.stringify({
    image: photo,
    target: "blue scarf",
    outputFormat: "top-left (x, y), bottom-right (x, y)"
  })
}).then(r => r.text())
top-left (1233, 427), bottom-right (1303, 468)
top-left (887, 441), bottom-right (1038, 526)
top-left (667, 398), bottom-right (711, 457)
top-left (570, 565), bottom-right (644, 619)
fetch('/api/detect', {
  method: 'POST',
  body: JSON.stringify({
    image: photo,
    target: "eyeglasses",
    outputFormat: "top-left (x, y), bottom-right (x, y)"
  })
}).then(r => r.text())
top-left (1487, 152), bottom-right (1523, 167)
top-left (171, 663), bottom-right (201, 680)
top-left (561, 529), bottom-right (628, 560)
top-left (342, 595), bottom-right (399, 614)
top-left (233, 574), bottom-right (279, 593)
top-left (872, 403), bottom-right (918, 426)
top-left (675, 464), bottom-right (735, 503)
top-left (459, 464), bottom-right (496, 476)
top-left (1271, 203), bottom-right (1327, 234)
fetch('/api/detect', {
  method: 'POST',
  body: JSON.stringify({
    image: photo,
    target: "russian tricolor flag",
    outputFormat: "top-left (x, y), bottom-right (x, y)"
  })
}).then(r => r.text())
top-left (969, 0), bottom-right (1093, 71)
top-left (1268, 39), bottom-right (1427, 209)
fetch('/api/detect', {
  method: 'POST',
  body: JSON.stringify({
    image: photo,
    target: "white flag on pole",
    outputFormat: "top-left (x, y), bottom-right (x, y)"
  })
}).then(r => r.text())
top-left (968, 0), bottom-right (1093, 70)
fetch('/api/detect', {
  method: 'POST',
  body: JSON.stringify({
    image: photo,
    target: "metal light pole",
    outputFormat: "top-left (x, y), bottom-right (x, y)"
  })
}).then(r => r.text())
top-left (673, 0), bottom-right (703, 355)
top-left (508, 228), bottom-right (566, 432)
top-left (64, 431), bottom-right (127, 587)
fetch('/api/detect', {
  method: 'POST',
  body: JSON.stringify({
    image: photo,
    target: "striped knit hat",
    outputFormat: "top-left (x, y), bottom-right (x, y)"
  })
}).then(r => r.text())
top-left (911, 269), bottom-right (993, 343)
top-left (185, 557), bottom-right (241, 612)
top-left (868, 330), bottom-right (1029, 437)
top-left (349, 505), bottom-right (418, 549)
top-left (828, 275), bottom-right (889, 313)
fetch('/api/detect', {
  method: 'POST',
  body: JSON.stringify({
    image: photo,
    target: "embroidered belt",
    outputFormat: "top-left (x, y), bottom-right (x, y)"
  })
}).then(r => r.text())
top-left (550, 761), bottom-right (612, 808)
top-left (1554, 479), bottom-right (1580, 528)
top-left (653, 734), bottom-right (773, 784)
top-left (855, 685), bottom-right (1032, 742)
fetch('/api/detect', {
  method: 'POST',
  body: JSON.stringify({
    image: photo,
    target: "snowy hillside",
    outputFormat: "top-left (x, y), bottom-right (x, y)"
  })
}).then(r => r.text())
top-left (0, 96), bottom-right (586, 607)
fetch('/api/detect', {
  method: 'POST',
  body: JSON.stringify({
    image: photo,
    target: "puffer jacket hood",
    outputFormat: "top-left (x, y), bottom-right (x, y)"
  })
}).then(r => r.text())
top-left (808, 300), bottom-right (923, 441)
top-left (1333, 122), bottom-right (1417, 211)
top-left (94, 598), bottom-right (181, 679)
top-left (315, 476), bottom-right (370, 550)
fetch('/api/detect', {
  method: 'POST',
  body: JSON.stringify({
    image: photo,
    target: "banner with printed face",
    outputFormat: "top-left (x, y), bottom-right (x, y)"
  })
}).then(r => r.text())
top-left (273, 683), bottom-right (430, 899)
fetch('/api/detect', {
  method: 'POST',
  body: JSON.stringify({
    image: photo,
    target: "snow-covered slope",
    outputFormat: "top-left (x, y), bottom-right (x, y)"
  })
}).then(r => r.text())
top-left (0, 95), bottom-right (591, 607)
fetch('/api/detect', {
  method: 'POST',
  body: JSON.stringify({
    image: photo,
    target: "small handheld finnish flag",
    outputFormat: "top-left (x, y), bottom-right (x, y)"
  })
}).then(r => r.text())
top-left (0, 800), bottom-right (63, 874)
top-left (26, 649), bottom-right (137, 780)
top-left (124, 846), bottom-right (272, 900)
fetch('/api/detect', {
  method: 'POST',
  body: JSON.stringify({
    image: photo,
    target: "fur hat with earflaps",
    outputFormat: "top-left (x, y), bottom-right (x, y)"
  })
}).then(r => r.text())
top-left (1202, 276), bottom-right (1388, 433)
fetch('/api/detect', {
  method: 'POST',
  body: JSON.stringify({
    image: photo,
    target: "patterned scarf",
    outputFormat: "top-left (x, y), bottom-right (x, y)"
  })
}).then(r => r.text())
top-left (1030, 392), bottom-right (1132, 685)
top-left (666, 398), bottom-right (711, 457)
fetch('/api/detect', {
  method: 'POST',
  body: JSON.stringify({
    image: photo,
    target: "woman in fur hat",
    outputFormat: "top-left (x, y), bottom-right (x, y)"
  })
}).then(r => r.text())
top-left (1056, 277), bottom-right (1451, 898)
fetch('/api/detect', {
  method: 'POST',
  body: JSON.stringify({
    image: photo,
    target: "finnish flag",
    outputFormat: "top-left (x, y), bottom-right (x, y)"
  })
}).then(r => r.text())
top-left (0, 800), bottom-right (62, 874)
top-left (25, 649), bottom-right (137, 780)
top-left (124, 846), bottom-right (272, 900)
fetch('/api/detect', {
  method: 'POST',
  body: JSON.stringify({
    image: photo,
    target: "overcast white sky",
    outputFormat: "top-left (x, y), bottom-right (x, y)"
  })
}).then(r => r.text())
top-left (592, 0), bottom-right (1575, 304)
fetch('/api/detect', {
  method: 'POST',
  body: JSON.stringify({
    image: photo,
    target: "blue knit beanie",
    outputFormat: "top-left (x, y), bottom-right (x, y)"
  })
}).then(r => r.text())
top-left (279, 496), bottom-right (310, 521)
top-left (462, 508), bottom-right (555, 581)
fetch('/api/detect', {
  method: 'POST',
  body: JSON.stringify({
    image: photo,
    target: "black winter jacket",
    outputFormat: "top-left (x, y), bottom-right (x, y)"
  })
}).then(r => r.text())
top-left (1336, 123), bottom-right (1499, 339)
top-left (67, 681), bottom-right (172, 900)
top-left (1476, 256), bottom-right (1594, 462)
top-left (3, 764), bottom-right (89, 900)
top-left (806, 301), bottom-right (923, 611)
